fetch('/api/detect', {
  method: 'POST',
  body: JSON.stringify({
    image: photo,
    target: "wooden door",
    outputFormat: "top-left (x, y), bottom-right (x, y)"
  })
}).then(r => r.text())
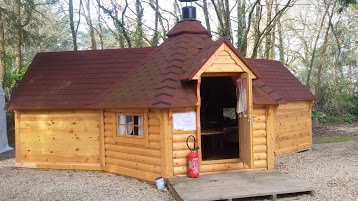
top-left (238, 72), bottom-right (253, 169)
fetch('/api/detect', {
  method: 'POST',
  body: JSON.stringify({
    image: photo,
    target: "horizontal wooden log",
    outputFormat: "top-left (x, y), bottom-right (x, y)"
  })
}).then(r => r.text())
top-left (20, 151), bottom-right (100, 164)
top-left (20, 115), bottom-right (99, 122)
top-left (104, 165), bottom-right (159, 182)
top-left (173, 150), bottom-right (190, 159)
top-left (105, 157), bottom-right (161, 174)
top-left (253, 122), bottom-right (266, 130)
top-left (148, 126), bottom-right (160, 134)
top-left (105, 150), bottom-right (160, 166)
top-left (148, 112), bottom-right (159, 118)
top-left (275, 142), bottom-right (311, 155)
top-left (20, 110), bottom-right (99, 117)
top-left (173, 166), bottom-right (187, 176)
top-left (277, 101), bottom-right (309, 110)
top-left (253, 130), bottom-right (266, 138)
top-left (253, 153), bottom-right (267, 160)
top-left (253, 108), bottom-right (266, 115)
top-left (173, 142), bottom-right (195, 151)
top-left (276, 136), bottom-right (311, 150)
top-left (275, 109), bottom-right (310, 120)
top-left (149, 142), bottom-right (161, 150)
top-left (254, 160), bottom-right (267, 169)
top-left (105, 144), bottom-right (160, 158)
top-left (18, 162), bottom-right (102, 171)
top-left (275, 123), bottom-right (310, 133)
top-left (148, 119), bottom-right (160, 127)
top-left (252, 115), bottom-right (266, 123)
top-left (173, 158), bottom-right (187, 167)
top-left (148, 134), bottom-right (160, 142)
top-left (172, 130), bottom-right (198, 134)
top-left (172, 134), bottom-right (197, 143)
top-left (275, 116), bottom-right (310, 125)
top-left (20, 120), bottom-right (100, 130)
top-left (276, 131), bottom-right (310, 142)
top-left (253, 137), bottom-right (267, 146)
top-left (201, 162), bottom-right (245, 173)
top-left (253, 145), bottom-right (267, 153)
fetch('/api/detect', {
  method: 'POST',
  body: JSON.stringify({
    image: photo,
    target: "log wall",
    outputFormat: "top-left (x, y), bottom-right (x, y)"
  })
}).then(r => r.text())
top-left (274, 101), bottom-right (313, 154)
top-left (171, 108), bottom-right (198, 176)
top-left (252, 105), bottom-right (268, 169)
top-left (102, 109), bottom-right (162, 181)
top-left (15, 110), bottom-right (101, 170)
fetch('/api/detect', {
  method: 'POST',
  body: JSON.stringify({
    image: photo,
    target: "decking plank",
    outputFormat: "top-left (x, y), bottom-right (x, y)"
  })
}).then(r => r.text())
top-left (167, 170), bottom-right (315, 201)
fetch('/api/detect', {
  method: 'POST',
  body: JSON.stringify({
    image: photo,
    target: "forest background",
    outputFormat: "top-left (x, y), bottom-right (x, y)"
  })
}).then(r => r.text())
top-left (0, 0), bottom-right (357, 144)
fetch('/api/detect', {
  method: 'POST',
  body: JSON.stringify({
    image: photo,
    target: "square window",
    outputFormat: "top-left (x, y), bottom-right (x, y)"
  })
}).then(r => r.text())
top-left (117, 114), bottom-right (144, 138)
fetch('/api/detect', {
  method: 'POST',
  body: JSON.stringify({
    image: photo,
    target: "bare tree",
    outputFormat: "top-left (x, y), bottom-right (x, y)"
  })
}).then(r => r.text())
top-left (82, 0), bottom-right (97, 50)
top-left (0, 9), bottom-right (5, 87)
top-left (97, 0), bottom-right (132, 48)
top-left (250, 0), bottom-right (295, 58)
top-left (69, 0), bottom-right (82, 51)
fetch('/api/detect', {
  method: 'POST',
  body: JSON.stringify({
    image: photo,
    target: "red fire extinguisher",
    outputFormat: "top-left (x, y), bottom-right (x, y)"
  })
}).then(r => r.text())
top-left (186, 135), bottom-right (199, 178)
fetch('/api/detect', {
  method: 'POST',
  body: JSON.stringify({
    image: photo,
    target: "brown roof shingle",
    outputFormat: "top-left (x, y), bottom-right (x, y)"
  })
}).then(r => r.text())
top-left (6, 47), bottom-right (155, 109)
top-left (7, 20), bottom-right (315, 110)
top-left (97, 20), bottom-right (213, 108)
top-left (246, 59), bottom-right (316, 102)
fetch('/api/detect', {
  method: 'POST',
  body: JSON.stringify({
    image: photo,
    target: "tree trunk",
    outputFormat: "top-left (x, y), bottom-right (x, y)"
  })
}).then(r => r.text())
top-left (97, 0), bottom-right (104, 49)
top-left (85, 0), bottom-right (96, 50)
top-left (240, 1), bottom-right (258, 56)
top-left (0, 10), bottom-right (5, 87)
top-left (251, 0), bottom-right (262, 58)
top-left (202, 0), bottom-right (211, 33)
top-left (264, 0), bottom-right (273, 59)
top-left (134, 0), bottom-right (144, 47)
top-left (69, 0), bottom-right (78, 51)
top-left (276, 0), bottom-right (284, 63)
top-left (236, 0), bottom-right (245, 52)
top-left (14, 0), bottom-right (22, 70)
top-left (315, 1), bottom-right (337, 95)
top-left (223, 0), bottom-right (232, 41)
top-left (305, 5), bottom-right (329, 89)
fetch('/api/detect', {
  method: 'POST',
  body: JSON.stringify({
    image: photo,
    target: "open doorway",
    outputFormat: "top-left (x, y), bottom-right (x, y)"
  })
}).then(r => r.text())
top-left (200, 76), bottom-right (239, 161)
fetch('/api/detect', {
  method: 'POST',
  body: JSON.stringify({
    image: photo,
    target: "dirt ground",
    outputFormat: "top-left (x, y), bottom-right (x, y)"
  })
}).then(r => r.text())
top-left (313, 122), bottom-right (358, 137)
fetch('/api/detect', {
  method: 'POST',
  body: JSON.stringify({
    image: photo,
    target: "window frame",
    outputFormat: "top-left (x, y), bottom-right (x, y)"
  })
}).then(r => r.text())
top-left (114, 110), bottom-right (149, 147)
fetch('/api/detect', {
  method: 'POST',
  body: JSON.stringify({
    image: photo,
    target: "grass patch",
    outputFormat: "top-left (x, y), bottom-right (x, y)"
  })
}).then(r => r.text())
top-left (313, 135), bottom-right (358, 144)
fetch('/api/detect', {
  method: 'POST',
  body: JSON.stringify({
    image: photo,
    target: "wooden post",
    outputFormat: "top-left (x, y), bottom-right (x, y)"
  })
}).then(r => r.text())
top-left (99, 109), bottom-right (105, 167)
top-left (160, 109), bottom-right (173, 179)
top-left (196, 78), bottom-right (202, 165)
top-left (14, 110), bottom-right (21, 164)
top-left (266, 105), bottom-right (275, 169)
top-left (308, 101), bottom-right (313, 148)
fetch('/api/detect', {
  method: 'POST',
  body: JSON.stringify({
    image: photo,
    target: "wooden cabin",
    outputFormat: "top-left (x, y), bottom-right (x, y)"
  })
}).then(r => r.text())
top-left (6, 19), bottom-right (316, 182)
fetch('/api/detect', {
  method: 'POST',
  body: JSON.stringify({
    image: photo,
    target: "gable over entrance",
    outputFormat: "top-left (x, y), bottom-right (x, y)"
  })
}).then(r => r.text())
top-left (192, 43), bottom-right (256, 79)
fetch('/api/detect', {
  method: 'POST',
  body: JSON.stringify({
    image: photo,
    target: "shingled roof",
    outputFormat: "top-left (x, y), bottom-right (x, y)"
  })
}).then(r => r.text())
top-left (97, 20), bottom-right (213, 108)
top-left (7, 20), bottom-right (315, 110)
top-left (246, 59), bottom-right (317, 102)
top-left (6, 47), bottom-right (156, 109)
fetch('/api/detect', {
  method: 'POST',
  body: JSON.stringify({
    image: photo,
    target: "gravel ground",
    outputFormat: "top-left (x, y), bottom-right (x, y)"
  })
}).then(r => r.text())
top-left (1, 141), bottom-right (357, 201)
top-left (0, 151), bottom-right (175, 201)
top-left (275, 141), bottom-right (358, 201)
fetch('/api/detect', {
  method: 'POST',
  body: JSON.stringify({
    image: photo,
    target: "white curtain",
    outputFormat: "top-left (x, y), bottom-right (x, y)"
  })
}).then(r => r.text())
top-left (0, 87), bottom-right (13, 153)
top-left (137, 116), bottom-right (143, 136)
top-left (236, 81), bottom-right (247, 116)
top-left (118, 115), bottom-right (126, 135)
top-left (126, 116), bottom-right (133, 135)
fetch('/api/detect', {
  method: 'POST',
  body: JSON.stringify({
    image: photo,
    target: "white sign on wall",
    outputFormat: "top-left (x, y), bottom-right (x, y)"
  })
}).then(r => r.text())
top-left (172, 111), bottom-right (197, 131)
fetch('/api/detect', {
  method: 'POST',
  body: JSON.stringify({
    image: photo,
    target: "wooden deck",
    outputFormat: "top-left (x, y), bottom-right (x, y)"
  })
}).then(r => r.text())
top-left (167, 170), bottom-right (315, 201)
